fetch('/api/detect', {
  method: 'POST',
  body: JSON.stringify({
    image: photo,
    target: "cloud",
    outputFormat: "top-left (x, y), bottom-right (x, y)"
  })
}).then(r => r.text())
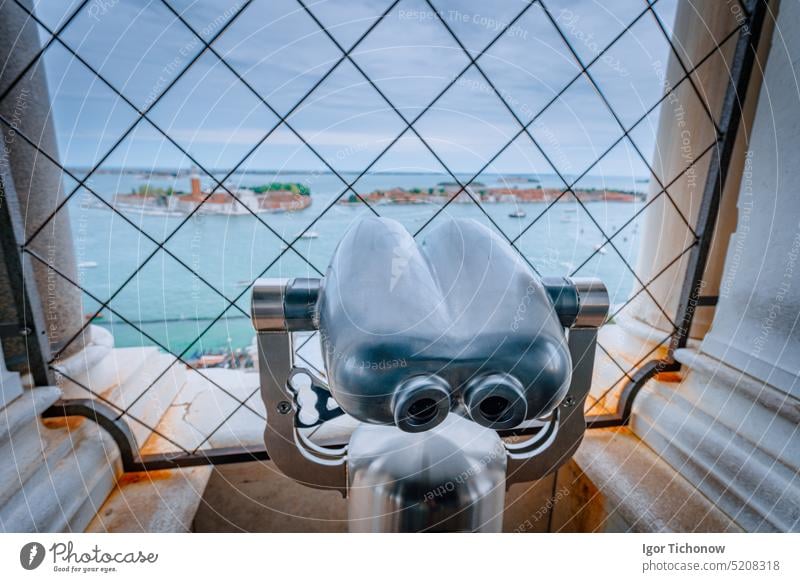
top-left (34, 0), bottom-right (675, 176)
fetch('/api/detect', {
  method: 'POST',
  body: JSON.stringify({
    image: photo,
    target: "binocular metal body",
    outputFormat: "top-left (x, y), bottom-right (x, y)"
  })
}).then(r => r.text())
top-left (252, 218), bottom-right (608, 532)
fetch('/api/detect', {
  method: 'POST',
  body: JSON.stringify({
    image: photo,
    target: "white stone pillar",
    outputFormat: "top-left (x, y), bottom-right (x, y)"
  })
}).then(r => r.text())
top-left (631, 0), bottom-right (800, 532)
top-left (0, 0), bottom-right (88, 367)
top-left (627, 0), bottom-right (771, 340)
top-left (589, 0), bottom-right (775, 413)
top-left (701, 1), bottom-right (800, 400)
top-left (0, 344), bottom-right (23, 408)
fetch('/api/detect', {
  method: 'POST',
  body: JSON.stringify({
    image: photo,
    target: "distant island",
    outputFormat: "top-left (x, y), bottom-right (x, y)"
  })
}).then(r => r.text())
top-left (341, 183), bottom-right (645, 205)
top-left (111, 174), bottom-right (311, 216)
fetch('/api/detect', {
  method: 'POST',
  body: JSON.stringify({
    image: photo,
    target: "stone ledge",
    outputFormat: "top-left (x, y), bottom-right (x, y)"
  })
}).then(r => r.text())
top-left (631, 348), bottom-right (800, 532)
top-left (570, 427), bottom-right (741, 532)
top-left (0, 417), bottom-right (119, 532)
top-left (676, 348), bottom-right (800, 427)
top-left (86, 466), bottom-right (212, 533)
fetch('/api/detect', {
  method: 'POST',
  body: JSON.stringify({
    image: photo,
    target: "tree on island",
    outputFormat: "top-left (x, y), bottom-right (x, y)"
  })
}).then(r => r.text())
top-left (250, 183), bottom-right (310, 196)
top-left (130, 185), bottom-right (174, 197)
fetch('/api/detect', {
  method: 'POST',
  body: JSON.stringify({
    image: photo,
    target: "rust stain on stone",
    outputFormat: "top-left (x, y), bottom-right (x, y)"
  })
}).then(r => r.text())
top-left (42, 416), bottom-right (85, 430)
top-left (117, 469), bottom-right (175, 486)
top-left (654, 371), bottom-right (682, 383)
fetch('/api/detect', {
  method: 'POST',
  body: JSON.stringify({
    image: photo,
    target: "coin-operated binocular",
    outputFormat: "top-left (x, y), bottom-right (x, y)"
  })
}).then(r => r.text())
top-left (252, 217), bottom-right (608, 532)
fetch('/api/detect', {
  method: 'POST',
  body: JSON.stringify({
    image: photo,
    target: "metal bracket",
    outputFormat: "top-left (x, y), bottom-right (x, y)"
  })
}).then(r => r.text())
top-left (41, 398), bottom-right (269, 472)
top-left (506, 324), bottom-right (603, 486)
top-left (584, 359), bottom-right (677, 429)
top-left (255, 331), bottom-right (348, 494)
top-left (252, 278), bottom-right (347, 494)
top-left (289, 367), bottom-right (345, 429)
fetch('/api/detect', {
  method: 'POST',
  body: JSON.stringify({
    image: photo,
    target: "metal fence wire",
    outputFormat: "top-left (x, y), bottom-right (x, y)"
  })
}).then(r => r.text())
top-left (0, 0), bottom-right (765, 468)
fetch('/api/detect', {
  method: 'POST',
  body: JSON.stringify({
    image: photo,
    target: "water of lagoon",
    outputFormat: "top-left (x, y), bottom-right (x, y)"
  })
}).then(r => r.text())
top-left (69, 170), bottom-right (648, 356)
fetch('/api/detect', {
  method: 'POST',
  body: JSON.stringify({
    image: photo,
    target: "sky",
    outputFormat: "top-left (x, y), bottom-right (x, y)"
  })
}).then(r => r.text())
top-left (23, 0), bottom-right (680, 177)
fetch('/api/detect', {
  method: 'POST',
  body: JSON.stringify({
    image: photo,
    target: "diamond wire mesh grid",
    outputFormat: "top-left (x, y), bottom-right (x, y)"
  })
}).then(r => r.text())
top-left (0, 0), bottom-right (749, 456)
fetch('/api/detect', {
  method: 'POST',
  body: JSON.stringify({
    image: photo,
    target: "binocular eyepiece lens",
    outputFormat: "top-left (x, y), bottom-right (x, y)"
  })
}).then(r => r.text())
top-left (407, 398), bottom-right (439, 424)
top-left (478, 395), bottom-right (513, 423)
top-left (464, 373), bottom-right (528, 430)
top-left (391, 373), bottom-right (530, 432)
top-left (392, 375), bottom-right (452, 433)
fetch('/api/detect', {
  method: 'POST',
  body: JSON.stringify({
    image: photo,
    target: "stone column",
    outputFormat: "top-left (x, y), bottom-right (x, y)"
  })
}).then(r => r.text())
top-left (0, 344), bottom-right (23, 407)
top-left (626, 0), bottom-right (773, 340)
top-left (700, 0), bottom-right (799, 400)
top-left (630, 0), bottom-right (800, 532)
top-left (0, 0), bottom-right (88, 368)
top-left (589, 0), bottom-right (775, 414)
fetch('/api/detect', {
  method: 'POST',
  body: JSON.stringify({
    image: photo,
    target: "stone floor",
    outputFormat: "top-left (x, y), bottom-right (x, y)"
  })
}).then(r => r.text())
top-left (193, 460), bottom-right (563, 533)
top-left (193, 425), bottom-right (739, 533)
top-left (194, 458), bottom-right (591, 533)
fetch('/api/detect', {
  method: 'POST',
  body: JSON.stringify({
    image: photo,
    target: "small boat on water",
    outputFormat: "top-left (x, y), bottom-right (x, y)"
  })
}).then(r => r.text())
top-left (298, 230), bottom-right (320, 239)
top-left (78, 261), bottom-right (98, 268)
top-left (508, 209), bottom-right (527, 218)
top-left (593, 243), bottom-right (608, 255)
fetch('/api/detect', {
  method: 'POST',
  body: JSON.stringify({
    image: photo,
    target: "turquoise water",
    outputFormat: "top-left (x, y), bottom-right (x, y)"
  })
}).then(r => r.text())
top-left (68, 171), bottom-right (647, 356)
